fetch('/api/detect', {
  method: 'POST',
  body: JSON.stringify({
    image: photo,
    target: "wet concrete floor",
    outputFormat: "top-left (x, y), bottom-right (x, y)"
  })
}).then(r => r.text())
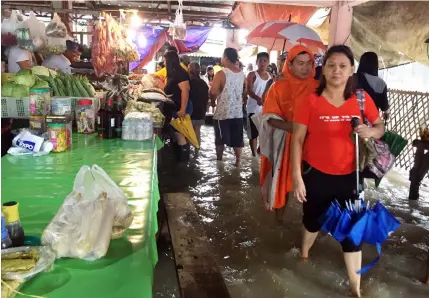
top-left (154, 125), bottom-right (429, 298)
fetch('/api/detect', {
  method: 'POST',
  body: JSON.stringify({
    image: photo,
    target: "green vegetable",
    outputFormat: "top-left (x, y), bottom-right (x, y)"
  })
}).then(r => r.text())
top-left (76, 78), bottom-right (90, 97)
top-left (12, 84), bottom-right (30, 98)
top-left (81, 76), bottom-right (95, 97)
top-left (65, 75), bottom-right (72, 96)
top-left (47, 76), bottom-right (60, 97)
top-left (32, 79), bottom-right (50, 89)
top-left (2, 82), bottom-right (16, 97)
top-left (31, 66), bottom-right (50, 77)
top-left (48, 69), bottom-right (57, 78)
top-left (55, 78), bottom-right (66, 96)
top-left (14, 69), bottom-right (36, 87)
top-left (71, 79), bottom-right (81, 97)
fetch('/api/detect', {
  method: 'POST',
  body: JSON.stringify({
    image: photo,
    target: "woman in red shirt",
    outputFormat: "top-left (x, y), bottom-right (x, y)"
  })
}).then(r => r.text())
top-left (291, 45), bottom-right (385, 297)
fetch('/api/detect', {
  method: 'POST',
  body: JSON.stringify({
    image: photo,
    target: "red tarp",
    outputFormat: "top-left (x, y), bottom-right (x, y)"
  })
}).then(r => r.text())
top-left (229, 3), bottom-right (318, 29)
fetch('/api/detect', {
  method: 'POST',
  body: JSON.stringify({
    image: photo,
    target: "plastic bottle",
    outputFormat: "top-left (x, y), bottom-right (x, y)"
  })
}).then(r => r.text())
top-left (1, 213), bottom-right (12, 249)
top-left (2, 201), bottom-right (25, 247)
top-left (97, 98), bottom-right (107, 138)
top-left (103, 99), bottom-right (115, 139)
top-left (114, 98), bottom-right (124, 139)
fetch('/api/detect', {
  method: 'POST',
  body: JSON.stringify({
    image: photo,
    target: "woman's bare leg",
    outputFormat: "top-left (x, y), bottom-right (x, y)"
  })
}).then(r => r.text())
top-left (216, 145), bottom-right (224, 161)
top-left (233, 147), bottom-right (242, 167)
top-left (193, 124), bottom-right (202, 151)
top-left (344, 251), bottom-right (362, 297)
top-left (174, 132), bottom-right (187, 145)
top-left (301, 227), bottom-right (318, 259)
top-left (424, 251), bottom-right (429, 284)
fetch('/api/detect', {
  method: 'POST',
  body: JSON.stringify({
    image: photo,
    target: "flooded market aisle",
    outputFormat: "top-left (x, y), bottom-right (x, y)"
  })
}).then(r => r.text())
top-left (157, 125), bottom-right (429, 298)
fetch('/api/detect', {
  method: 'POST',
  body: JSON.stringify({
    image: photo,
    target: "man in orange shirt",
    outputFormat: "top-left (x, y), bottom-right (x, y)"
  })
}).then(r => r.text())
top-left (259, 45), bottom-right (319, 223)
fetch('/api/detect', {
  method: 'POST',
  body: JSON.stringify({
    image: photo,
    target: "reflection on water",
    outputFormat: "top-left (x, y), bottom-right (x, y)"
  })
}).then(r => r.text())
top-left (159, 125), bottom-right (429, 298)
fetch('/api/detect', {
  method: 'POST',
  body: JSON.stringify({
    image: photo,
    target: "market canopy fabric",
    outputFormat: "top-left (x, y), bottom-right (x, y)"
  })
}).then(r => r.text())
top-left (229, 2), bottom-right (317, 28)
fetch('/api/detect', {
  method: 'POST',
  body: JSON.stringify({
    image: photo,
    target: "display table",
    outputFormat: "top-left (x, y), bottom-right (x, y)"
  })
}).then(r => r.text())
top-left (1, 134), bottom-right (161, 298)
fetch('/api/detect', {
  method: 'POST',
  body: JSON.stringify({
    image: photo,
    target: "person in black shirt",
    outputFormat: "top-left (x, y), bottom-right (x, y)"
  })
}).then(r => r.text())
top-left (164, 51), bottom-right (193, 162)
top-left (189, 62), bottom-right (209, 151)
top-left (355, 52), bottom-right (389, 121)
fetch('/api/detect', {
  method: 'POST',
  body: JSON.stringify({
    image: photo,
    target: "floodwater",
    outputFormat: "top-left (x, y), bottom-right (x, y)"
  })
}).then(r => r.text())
top-left (156, 125), bottom-right (429, 298)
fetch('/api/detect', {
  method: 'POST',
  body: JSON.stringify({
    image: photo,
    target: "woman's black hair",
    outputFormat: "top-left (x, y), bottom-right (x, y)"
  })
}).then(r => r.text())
top-left (158, 61), bottom-right (165, 68)
top-left (223, 47), bottom-right (238, 64)
top-left (164, 51), bottom-right (182, 79)
top-left (206, 65), bottom-right (214, 81)
top-left (189, 62), bottom-right (201, 78)
top-left (316, 45), bottom-right (356, 99)
top-left (269, 63), bottom-right (278, 76)
top-left (357, 51), bottom-right (379, 76)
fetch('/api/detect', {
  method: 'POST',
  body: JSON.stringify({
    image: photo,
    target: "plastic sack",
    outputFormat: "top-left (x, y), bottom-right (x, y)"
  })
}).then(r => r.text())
top-left (45, 13), bottom-right (67, 38)
top-left (1, 246), bottom-right (56, 281)
top-left (41, 192), bottom-right (115, 260)
top-left (25, 12), bottom-right (46, 49)
top-left (73, 165), bottom-right (133, 229)
top-left (168, 0), bottom-right (186, 40)
top-left (43, 36), bottom-right (67, 55)
top-left (1, 11), bottom-right (22, 36)
top-left (16, 27), bottom-right (45, 53)
top-left (122, 112), bottom-right (153, 141)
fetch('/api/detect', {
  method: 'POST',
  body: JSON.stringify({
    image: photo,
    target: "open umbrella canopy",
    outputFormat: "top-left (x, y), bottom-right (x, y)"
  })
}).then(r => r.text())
top-left (246, 21), bottom-right (326, 54)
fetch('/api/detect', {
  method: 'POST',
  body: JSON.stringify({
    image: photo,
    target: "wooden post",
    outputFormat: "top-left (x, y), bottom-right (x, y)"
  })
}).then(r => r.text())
top-left (328, 1), bottom-right (353, 47)
top-left (409, 140), bottom-right (429, 200)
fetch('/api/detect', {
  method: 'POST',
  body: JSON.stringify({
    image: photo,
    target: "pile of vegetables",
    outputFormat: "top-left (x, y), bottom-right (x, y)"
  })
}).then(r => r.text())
top-left (1, 66), bottom-right (96, 98)
top-left (47, 74), bottom-right (95, 97)
top-left (1, 69), bottom-right (40, 98)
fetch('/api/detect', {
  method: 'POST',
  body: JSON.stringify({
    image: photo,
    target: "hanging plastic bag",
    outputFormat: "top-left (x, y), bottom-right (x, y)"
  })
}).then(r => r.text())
top-left (168, 0), bottom-right (187, 40)
top-left (25, 12), bottom-right (47, 49)
top-left (45, 13), bottom-right (68, 38)
top-left (1, 10), bottom-right (22, 46)
top-left (43, 36), bottom-right (67, 55)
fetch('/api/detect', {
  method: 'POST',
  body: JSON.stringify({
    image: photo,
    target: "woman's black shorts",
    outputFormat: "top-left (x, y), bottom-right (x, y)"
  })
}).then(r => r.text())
top-left (301, 161), bottom-right (362, 253)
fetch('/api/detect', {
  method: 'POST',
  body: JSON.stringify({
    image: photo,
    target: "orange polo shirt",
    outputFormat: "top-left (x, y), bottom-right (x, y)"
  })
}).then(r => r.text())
top-left (293, 91), bottom-right (380, 175)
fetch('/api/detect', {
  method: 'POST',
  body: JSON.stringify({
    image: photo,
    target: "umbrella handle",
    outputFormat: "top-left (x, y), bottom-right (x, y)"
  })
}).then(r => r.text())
top-left (355, 132), bottom-right (360, 200)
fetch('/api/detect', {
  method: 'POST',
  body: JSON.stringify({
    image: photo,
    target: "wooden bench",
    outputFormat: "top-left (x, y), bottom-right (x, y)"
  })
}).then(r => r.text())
top-left (409, 139), bottom-right (429, 200)
top-left (164, 193), bottom-right (231, 298)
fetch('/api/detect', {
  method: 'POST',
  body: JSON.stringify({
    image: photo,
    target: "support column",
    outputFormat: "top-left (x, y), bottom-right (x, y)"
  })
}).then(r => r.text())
top-left (328, 1), bottom-right (353, 47)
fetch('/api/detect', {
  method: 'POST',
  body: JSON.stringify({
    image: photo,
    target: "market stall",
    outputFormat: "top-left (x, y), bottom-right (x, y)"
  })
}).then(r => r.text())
top-left (1, 134), bottom-right (161, 297)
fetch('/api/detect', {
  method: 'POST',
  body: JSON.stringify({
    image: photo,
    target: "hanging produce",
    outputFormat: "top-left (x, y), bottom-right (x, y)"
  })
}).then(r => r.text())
top-left (44, 13), bottom-right (69, 55)
top-left (92, 14), bottom-right (123, 77)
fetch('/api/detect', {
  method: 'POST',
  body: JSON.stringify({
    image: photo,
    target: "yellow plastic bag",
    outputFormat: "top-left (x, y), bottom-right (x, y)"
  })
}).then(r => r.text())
top-left (170, 115), bottom-right (199, 148)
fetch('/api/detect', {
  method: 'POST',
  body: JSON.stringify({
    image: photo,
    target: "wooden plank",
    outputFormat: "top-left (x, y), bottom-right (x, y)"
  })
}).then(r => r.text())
top-left (164, 193), bottom-right (231, 298)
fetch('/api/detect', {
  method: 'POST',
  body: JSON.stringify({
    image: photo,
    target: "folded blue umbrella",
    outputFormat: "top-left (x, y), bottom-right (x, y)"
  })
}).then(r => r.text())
top-left (363, 201), bottom-right (400, 245)
top-left (320, 201), bottom-right (342, 234)
top-left (332, 210), bottom-right (353, 242)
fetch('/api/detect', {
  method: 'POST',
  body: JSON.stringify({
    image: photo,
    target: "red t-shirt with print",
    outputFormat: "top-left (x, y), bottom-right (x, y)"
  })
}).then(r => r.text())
top-left (293, 91), bottom-right (380, 175)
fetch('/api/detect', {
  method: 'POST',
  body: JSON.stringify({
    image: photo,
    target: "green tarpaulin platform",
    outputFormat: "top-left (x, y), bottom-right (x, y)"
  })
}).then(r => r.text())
top-left (1, 134), bottom-right (161, 298)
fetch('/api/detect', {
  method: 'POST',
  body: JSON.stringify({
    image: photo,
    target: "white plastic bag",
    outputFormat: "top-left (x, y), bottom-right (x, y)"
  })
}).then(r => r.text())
top-left (45, 13), bottom-right (67, 38)
top-left (168, 0), bottom-right (186, 40)
top-left (1, 10), bottom-right (21, 35)
top-left (41, 192), bottom-right (115, 260)
top-left (73, 165), bottom-right (133, 229)
top-left (25, 12), bottom-right (46, 47)
top-left (43, 36), bottom-right (67, 55)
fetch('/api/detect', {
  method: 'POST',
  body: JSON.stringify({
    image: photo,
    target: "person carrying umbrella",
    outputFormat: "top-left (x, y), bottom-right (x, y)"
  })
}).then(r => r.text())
top-left (291, 45), bottom-right (385, 297)
top-left (259, 45), bottom-right (319, 223)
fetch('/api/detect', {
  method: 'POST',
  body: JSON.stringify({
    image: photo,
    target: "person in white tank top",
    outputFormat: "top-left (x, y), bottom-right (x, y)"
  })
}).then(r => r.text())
top-left (246, 52), bottom-right (271, 156)
top-left (210, 48), bottom-right (246, 167)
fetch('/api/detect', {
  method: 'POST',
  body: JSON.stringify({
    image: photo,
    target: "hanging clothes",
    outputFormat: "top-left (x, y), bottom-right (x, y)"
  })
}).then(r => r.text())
top-left (259, 45), bottom-right (319, 210)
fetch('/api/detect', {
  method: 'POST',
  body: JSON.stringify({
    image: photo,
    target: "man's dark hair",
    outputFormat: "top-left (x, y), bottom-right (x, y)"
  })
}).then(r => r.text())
top-left (316, 45), bottom-right (356, 99)
top-left (290, 51), bottom-right (310, 64)
top-left (223, 48), bottom-right (238, 64)
top-left (357, 51), bottom-right (379, 76)
top-left (256, 52), bottom-right (269, 61)
top-left (164, 51), bottom-right (182, 80)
